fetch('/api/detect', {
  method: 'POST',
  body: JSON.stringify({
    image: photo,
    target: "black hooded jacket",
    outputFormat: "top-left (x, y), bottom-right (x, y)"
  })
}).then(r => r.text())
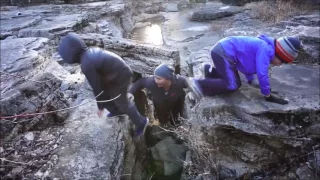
top-left (58, 33), bottom-right (133, 108)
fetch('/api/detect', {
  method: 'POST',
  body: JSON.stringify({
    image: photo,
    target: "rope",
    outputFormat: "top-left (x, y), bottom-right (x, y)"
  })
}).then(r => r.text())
top-left (0, 70), bottom-right (57, 83)
top-left (0, 71), bottom-right (123, 119)
top-left (0, 91), bottom-right (122, 119)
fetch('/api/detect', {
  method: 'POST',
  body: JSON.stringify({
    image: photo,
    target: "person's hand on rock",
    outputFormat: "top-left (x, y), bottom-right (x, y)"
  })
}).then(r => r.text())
top-left (97, 109), bottom-right (104, 118)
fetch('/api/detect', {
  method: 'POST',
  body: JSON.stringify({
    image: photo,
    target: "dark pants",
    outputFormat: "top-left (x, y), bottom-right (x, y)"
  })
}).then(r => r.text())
top-left (196, 51), bottom-right (242, 96)
top-left (154, 97), bottom-right (185, 126)
top-left (101, 78), bottom-right (144, 127)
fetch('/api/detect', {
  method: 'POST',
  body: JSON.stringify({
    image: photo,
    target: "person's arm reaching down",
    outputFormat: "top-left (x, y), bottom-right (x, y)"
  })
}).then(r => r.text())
top-left (83, 67), bottom-right (105, 109)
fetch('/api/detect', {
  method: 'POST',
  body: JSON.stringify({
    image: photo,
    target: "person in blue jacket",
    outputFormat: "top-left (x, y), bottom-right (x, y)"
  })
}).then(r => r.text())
top-left (189, 35), bottom-right (301, 105)
top-left (58, 33), bottom-right (149, 136)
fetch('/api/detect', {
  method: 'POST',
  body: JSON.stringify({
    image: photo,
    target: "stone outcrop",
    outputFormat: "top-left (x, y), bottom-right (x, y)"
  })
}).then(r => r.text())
top-left (48, 98), bottom-right (146, 179)
top-left (182, 64), bottom-right (320, 179)
top-left (184, 17), bottom-right (320, 176)
top-left (77, 33), bottom-right (180, 75)
top-left (0, 37), bottom-right (52, 93)
top-left (0, 2), bottom-right (129, 40)
top-left (191, 3), bottom-right (244, 21)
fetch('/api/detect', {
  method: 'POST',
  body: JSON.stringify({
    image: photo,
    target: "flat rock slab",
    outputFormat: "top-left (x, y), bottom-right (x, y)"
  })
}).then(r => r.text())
top-left (0, 1), bottom-right (124, 39)
top-left (0, 37), bottom-right (50, 93)
top-left (0, 15), bottom-right (41, 34)
top-left (192, 4), bottom-right (244, 21)
top-left (197, 65), bottom-right (320, 115)
top-left (49, 100), bottom-right (128, 179)
top-left (18, 14), bottom-right (86, 38)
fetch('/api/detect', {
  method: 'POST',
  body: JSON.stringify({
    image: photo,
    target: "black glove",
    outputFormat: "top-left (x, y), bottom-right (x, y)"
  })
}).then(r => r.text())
top-left (265, 94), bottom-right (289, 105)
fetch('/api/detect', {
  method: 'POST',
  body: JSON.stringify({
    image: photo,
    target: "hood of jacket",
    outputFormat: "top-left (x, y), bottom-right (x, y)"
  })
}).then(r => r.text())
top-left (58, 33), bottom-right (88, 64)
top-left (257, 34), bottom-right (275, 49)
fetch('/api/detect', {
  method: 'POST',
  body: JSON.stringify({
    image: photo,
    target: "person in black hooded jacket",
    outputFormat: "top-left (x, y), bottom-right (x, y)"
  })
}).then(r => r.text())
top-left (58, 33), bottom-right (149, 137)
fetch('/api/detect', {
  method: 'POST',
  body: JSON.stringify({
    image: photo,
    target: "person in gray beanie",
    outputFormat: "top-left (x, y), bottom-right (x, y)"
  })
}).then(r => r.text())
top-left (129, 64), bottom-right (193, 126)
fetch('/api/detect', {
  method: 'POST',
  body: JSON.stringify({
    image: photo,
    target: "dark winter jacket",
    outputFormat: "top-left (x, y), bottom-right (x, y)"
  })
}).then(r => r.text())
top-left (58, 33), bottom-right (133, 109)
top-left (129, 75), bottom-right (188, 124)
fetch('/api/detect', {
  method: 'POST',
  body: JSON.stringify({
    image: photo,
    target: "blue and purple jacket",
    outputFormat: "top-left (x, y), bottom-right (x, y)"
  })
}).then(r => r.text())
top-left (219, 34), bottom-right (275, 96)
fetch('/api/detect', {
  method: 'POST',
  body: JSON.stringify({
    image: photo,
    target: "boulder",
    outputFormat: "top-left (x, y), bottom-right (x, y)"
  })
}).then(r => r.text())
top-left (192, 4), bottom-right (244, 21)
top-left (151, 136), bottom-right (188, 176)
top-left (48, 100), bottom-right (125, 179)
top-left (0, 72), bottom-right (68, 139)
top-left (183, 63), bottom-right (320, 178)
top-left (47, 81), bottom-right (148, 180)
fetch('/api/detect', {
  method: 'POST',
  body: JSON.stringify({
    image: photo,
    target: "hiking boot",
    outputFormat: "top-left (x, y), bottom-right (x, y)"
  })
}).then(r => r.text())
top-left (134, 117), bottom-right (149, 137)
top-left (187, 78), bottom-right (203, 100)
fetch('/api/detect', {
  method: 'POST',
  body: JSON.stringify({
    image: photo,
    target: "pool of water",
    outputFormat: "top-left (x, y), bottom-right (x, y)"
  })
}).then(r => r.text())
top-left (130, 21), bottom-right (164, 46)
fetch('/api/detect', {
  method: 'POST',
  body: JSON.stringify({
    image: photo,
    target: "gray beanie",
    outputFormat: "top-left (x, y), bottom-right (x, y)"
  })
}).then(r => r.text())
top-left (154, 64), bottom-right (174, 80)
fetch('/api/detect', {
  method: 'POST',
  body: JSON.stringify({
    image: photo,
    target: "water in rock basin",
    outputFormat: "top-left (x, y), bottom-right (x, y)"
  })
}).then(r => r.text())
top-left (130, 21), bottom-right (164, 46)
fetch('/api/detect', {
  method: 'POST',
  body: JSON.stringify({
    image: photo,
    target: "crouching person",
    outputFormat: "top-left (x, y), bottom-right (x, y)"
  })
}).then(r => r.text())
top-left (128, 64), bottom-right (191, 126)
top-left (58, 33), bottom-right (149, 136)
top-left (189, 35), bottom-right (301, 105)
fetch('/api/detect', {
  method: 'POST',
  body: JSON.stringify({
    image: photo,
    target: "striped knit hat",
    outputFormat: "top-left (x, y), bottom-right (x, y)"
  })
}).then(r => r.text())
top-left (275, 37), bottom-right (301, 63)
